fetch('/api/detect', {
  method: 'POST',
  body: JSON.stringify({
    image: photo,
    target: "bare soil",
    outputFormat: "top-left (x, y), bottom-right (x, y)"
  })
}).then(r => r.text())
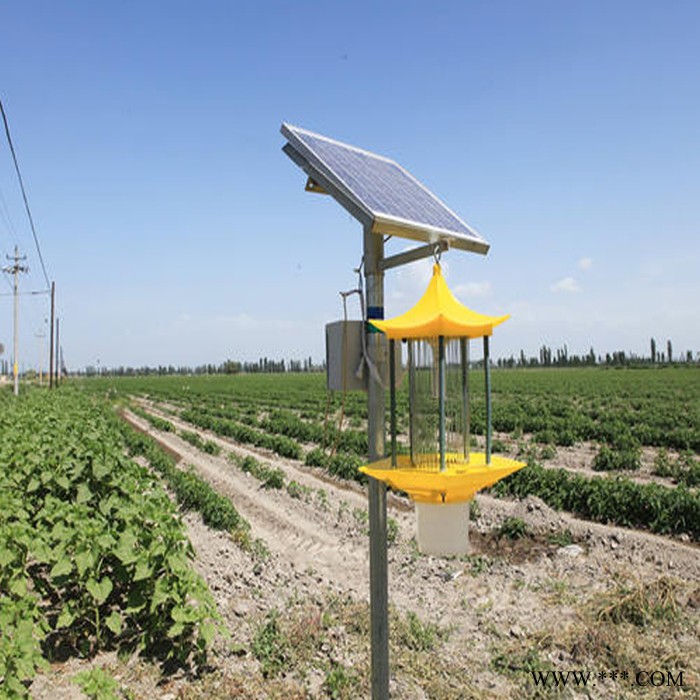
top-left (31, 405), bottom-right (700, 699)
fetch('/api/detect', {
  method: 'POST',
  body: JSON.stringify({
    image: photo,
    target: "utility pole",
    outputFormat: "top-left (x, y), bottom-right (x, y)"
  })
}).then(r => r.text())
top-left (3, 246), bottom-right (29, 396)
top-left (49, 281), bottom-right (55, 388)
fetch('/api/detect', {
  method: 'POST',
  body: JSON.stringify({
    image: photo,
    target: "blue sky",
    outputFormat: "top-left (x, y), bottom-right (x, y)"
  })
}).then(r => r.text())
top-left (1, 0), bottom-right (698, 370)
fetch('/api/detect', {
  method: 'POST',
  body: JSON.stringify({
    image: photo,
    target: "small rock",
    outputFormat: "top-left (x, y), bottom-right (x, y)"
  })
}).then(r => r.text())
top-left (679, 533), bottom-right (690, 543)
top-left (559, 544), bottom-right (584, 557)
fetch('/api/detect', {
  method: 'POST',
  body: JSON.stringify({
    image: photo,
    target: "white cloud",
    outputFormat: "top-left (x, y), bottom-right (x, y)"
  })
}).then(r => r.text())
top-left (578, 257), bottom-right (593, 271)
top-left (550, 277), bottom-right (581, 293)
top-left (388, 255), bottom-right (436, 303)
top-left (454, 281), bottom-right (492, 298)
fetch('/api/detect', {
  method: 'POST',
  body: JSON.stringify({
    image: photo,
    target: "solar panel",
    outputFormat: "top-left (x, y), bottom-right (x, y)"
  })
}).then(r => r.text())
top-left (281, 123), bottom-right (489, 255)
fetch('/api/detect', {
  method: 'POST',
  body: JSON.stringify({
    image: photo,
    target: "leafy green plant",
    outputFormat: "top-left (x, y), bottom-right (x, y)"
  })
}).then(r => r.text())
top-left (74, 667), bottom-right (122, 700)
top-left (179, 429), bottom-right (221, 456)
top-left (129, 405), bottom-right (174, 432)
top-left (491, 461), bottom-right (700, 539)
top-left (593, 443), bottom-right (641, 471)
top-left (547, 529), bottom-right (574, 547)
top-left (0, 390), bottom-right (223, 693)
top-left (394, 611), bottom-right (445, 652)
top-left (251, 610), bottom-right (289, 678)
top-left (324, 662), bottom-right (359, 699)
top-left (491, 438), bottom-right (508, 454)
top-left (653, 447), bottom-right (674, 477)
top-left (469, 498), bottom-right (481, 521)
top-left (498, 517), bottom-right (529, 540)
top-left (286, 480), bottom-right (311, 500)
top-left (236, 455), bottom-right (286, 489)
top-left (387, 517), bottom-right (399, 545)
top-left (653, 449), bottom-right (700, 486)
top-left (491, 645), bottom-right (550, 677)
top-left (538, 444), bottom-right (556, 460)
top-left (464, 554), bottom-right (490, 576)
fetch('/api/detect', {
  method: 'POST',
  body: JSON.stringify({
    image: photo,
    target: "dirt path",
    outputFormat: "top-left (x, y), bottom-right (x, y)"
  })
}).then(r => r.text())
top-left (134, 401), bottom-right (700, 574)
top-left (124, 409), bottom-right (373, 597)
top-left (118, 404), bottom-right (700, 698)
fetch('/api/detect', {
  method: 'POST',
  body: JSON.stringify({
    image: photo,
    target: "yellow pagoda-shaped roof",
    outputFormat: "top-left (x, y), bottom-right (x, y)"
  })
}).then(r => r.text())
top-left (370, 263), bottom-right (509, 339)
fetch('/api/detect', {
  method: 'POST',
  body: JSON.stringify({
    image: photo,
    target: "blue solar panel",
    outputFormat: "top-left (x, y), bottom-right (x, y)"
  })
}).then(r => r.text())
top-left (281, 123), bottom-right (489, 254)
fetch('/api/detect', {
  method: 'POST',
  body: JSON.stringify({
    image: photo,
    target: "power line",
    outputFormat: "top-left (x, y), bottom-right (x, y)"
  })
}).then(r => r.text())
top-left (0, 289), bottom-right (49, 297)
top-left (0, 99), bottom-right (50, 290)
top-left (0, 185), bottom-right (20, 248)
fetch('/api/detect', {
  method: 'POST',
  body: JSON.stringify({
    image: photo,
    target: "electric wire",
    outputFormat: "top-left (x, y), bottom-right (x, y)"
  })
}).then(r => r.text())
top-left (0, 289), bottom-right (49, 297)
top-left (1, 266), bottom-right (13, 291)
top-left (0, 99), bottom-right (51, 290)
top-left (0, 185), bottom-right (20, 249)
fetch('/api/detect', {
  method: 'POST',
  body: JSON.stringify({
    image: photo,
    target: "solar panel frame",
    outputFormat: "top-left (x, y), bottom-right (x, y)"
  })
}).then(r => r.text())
top-left (281, 123), bottom-right (489, 255)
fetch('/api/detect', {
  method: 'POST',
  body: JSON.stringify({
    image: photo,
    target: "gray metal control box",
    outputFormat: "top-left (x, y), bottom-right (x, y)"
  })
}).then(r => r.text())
top-left (326, 321), bottom-right (403, 392)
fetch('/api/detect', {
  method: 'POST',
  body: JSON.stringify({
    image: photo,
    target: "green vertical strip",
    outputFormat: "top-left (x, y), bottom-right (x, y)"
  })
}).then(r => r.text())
top-left (408, 341), bottom-right (415, 465)
top-left (389, 339), bottom-right (397, 467)
top-left (439, 335), bottom-right (446, 472)
top-left (461, 337), bottom-right (469, 464)
top-left (484, 335), bottom-right (492, 465)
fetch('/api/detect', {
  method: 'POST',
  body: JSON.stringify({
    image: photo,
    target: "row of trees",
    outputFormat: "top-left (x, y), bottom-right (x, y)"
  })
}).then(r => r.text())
top-left (497, 339), bottom-right (697, 369)
top-left (81, 342), bottom-right (699, 378)
top-left (81, 356), bottom-right (323, 377)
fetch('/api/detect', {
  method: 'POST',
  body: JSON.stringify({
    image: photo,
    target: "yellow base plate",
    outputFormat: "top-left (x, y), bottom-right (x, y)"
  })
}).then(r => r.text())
top-left (359, 453), bottom-right (525, 504)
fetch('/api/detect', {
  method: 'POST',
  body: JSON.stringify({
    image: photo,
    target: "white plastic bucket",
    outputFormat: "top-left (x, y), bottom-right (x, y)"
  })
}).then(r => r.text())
top-left (415, 501), bottom-right (470, 556)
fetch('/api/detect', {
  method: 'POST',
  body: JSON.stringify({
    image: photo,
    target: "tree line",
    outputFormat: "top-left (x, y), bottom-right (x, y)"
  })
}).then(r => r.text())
top-left (497, 338), bottom-right (697, 369)
top-left (80, 356), bottom-right (324, 377)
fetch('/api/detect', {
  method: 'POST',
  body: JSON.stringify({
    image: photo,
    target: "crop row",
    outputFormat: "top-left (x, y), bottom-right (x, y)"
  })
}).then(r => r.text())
top-left (0, 390), bottom-right (219, 697)
top-left (88, 368), bottom-right (700, 452)
top-left (135, 404), bottom-right (367, 489)
top-left (129, 404), bottom-right (221, 455)
top-left (179, 408), bottom-right (303, 460)
top-left (116, 413), bottom-right (251, 547)
top-left (182, 403), bottom-right (369, 457)
top-left (490, 460), bottom-right (700, 540)
top-left (125, 389), bottom-right (362, 454)
top-left (156, 404), bottom-right (699, 541)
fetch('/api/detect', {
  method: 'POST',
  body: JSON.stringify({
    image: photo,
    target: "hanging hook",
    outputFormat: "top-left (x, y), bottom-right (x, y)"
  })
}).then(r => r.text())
top-left (433, 242), bottom-right (443, 264)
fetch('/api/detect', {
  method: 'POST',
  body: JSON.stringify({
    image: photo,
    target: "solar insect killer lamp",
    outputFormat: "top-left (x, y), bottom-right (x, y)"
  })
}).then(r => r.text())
top-left (360, 263), bottom-right (525, 556)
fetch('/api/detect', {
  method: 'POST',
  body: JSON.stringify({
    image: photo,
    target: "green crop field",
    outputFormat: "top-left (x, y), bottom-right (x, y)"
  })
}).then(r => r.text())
top-left (3, 367), bottom-right (699, 697)
top-left (89, 365), bottom-right (700, 451)
top-left (86, 366), bottom-right (700, 538)
top-left (0, 388), bottom-right (224, 696)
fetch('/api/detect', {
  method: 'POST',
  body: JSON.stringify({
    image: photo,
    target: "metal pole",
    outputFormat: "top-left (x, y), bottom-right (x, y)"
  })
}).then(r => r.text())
top-left (484, 335), bottom-right (492, 464)
top-left (3, 246), bottom-right (28, 396)
top-left (461, 338), bottom-right (469, 462)
top-left (12, 252), bottom-right (20, 396)
top-left (364, 225), bottom-right (389, 700)
top-left (49, 282), bottom-right (55, 388)
top-left (438, 335), bottom-right (446, 472)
